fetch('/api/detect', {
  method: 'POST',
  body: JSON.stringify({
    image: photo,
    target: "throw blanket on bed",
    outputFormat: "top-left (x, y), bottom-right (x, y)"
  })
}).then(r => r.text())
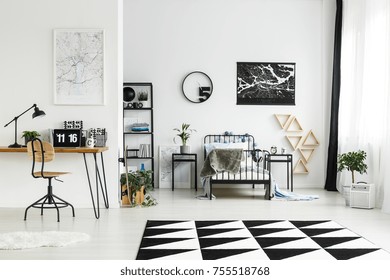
top-left (198, 148), bottom-right (243, 199)
top-left (200, 148), bottom-right (243, 177)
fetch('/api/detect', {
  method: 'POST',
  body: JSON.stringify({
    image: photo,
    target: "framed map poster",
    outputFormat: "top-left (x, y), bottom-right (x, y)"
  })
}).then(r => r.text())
top-left (54, 29), bottom-right (104, 105)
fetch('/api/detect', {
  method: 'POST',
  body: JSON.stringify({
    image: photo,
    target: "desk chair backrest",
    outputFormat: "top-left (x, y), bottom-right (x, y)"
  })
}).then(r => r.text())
top-left (27, 138), bottom-right (55, 178)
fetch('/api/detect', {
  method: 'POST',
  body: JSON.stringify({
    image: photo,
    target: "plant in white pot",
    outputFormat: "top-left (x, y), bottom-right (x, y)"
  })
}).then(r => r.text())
top-left (173, 123), bottom-right (196, 154)
top-left (337, 150), bottom-right (368, 206)
top-left (137, 91), bottom-right (148, 108)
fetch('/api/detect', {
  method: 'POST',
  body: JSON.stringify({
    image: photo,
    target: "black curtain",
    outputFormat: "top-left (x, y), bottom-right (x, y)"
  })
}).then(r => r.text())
top-left (325, 0), bottom-right (343, 191)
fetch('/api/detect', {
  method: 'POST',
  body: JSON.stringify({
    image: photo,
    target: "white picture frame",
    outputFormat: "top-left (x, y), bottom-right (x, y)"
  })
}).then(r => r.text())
top-left (159, 146), bottom-right (191, 189)
top-left (54, 29), bottom-right (104, 105)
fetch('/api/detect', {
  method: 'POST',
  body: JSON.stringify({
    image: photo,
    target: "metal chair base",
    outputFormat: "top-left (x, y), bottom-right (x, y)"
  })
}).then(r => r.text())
top-left (24, 184), bottom-right (75, 222)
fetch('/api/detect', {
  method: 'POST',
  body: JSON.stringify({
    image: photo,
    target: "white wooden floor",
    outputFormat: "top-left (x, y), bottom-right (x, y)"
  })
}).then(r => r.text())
top-left (1, 187), bottom-right (390, 260)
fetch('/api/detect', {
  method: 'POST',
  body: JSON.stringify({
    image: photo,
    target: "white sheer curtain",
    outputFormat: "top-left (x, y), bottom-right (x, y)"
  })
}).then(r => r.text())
top-left (338, 0), bottom-right (390, 212)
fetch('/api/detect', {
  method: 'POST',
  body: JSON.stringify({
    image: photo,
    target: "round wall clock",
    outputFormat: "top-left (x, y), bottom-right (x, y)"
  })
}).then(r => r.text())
top-left (182, 71), bottom-right (213, 103)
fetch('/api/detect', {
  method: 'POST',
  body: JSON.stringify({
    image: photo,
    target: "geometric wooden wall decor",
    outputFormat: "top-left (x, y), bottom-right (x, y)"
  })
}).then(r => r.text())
top-left (293, 158), bottom-right (309, 174)
top-left (298, 147), bottom-right (315, 163)
top-left (286, 135), bottom-right (303, 150)
top-left (302, 130), bottom-right (320, 146)
top-left (274, 114), bottom-right (292, 129)
top-left (274, 113), bottom-right (320, 175)
top-left (285, 116), bottom-right (303, 132)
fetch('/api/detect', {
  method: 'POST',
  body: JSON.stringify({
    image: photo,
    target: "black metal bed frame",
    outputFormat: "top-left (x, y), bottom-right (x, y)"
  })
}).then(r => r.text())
top-left (203, 134), bottom-right (271, 200)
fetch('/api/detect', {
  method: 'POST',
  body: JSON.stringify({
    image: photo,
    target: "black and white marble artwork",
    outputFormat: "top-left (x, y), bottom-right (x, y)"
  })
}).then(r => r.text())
top-left (55, 30), bottom-right (104, 105)
top-left (237, 62), bottom-right (295, 105)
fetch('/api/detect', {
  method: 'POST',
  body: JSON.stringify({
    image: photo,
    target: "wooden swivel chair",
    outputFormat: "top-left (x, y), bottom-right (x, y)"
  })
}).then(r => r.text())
top-left (25, 138), bottom-right (75, 222)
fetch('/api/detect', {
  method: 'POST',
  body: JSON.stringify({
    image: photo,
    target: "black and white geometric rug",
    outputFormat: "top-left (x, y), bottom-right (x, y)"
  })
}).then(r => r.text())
top-left (136, 220), bottom-right (390, 260)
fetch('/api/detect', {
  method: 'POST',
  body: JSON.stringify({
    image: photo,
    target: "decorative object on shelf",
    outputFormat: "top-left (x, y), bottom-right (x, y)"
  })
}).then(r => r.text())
top-left (137, 91), bottom-right (148, 108)
top-left (182, 71), bottom-right (213, 103)
top-left (281, 147), bottom-right (286, 154)
top-left (54, 29), bottom-right (104, 105)
top-left (130, 122), bottom-right (150, 132)
top-left (21, 131), bottom-right (41, 146)
top-left (298, 147), bottom-right (315, 162)
top-left (302, 130), bottom-right (320, 146)
top-left (337, 150), bottom-right (368, 184)
top-left (63, 120), bottom-right (83, 129)
top-left (237, 62), bottom-right (295, 105)
top-left (139, 144), bottom-right (151, 157)
top-left (89, 128), bottom-right (107, 147)
top-left (86, 137), bottom-right (96, 148)
top-left (285, 135), bottom-right (302, 151)
top-left (285, 116), bottom-right (303, 132)
top-left (275, 113), bottom-right (320, 174)
top-left (274, 114), bottom-right (293, 129)
top-left (270, 146), bottom-right (277, 154)
top-left (3, 103), bottom-right (46, 148)
top-left (173, 123), bottom-right (196, 154)
top-left (293, 159), bottom-right (309, 174)
top-left (123, 86), bottom-right (136, 108)
top-left (126, 149), bottom-right (139, 158)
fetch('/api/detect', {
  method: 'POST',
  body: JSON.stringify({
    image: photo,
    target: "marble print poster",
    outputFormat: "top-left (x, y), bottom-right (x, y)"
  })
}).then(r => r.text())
top-left (237, 62), bottom-right (295, 105)
top-left (159, 146), bottom-right (190, 189)
top-left (54, 29), bottom-right (104, 105)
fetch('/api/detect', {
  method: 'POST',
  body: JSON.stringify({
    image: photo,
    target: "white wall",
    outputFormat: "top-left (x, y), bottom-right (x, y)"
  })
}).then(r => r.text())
top-left (124, 0), bottom-right (333, 188)
top-left (0, 0), bottom-right (122, 208)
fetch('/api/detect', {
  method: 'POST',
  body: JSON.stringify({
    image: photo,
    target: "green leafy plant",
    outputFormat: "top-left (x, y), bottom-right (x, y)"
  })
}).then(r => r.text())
top-left (120, 169), bottom-right (153, 192)
top-left (21, 131), bottom-right (40, 140)
top-left (173, 123), bottom-right (196, 146)
top-left (137, 91), bottom-right (148, 101)
top-left (337, 150), bottom-right (368, 184)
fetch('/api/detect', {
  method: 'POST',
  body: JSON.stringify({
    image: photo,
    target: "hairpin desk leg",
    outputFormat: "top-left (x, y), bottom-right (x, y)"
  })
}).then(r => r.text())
top-left (83, 152), bottom-right (110, 219)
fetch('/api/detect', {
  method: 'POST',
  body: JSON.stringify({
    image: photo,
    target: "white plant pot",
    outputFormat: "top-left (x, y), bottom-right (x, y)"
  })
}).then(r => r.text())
top-left (343, 185), bottom-right (351, 207)
top-left (180, 145), bottom-right (190, 154)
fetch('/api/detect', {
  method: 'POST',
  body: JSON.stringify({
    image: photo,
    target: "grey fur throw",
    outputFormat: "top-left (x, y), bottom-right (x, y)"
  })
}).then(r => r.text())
top-left (200, 148), bottom-right (243, 177)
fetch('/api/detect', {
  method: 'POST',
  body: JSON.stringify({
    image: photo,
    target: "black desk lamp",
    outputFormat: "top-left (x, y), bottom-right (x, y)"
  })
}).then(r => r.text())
top-left (4, 104), bottom-right (46, 148)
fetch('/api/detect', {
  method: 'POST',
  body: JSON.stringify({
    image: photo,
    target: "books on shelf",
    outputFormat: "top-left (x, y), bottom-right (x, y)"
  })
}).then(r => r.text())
top-left (138, 144), bottom-right (151, 158)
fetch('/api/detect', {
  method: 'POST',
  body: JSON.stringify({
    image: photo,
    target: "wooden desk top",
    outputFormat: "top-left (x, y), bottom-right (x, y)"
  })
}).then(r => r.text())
top-left (0, 146), bottom-right (109, 153)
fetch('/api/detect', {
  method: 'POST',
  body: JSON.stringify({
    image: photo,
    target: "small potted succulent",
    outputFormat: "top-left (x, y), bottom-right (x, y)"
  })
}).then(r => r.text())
top-left (173, 123), bottom-right (196, 154)
top-left (137, 91), bottom-right (149, 108)
top-left (21, 131), bottom-right (40, 145)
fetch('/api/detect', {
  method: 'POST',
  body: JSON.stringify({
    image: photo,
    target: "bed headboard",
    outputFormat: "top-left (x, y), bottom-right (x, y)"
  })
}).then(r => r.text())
top-left (203, 134), bottom-right (255, 159)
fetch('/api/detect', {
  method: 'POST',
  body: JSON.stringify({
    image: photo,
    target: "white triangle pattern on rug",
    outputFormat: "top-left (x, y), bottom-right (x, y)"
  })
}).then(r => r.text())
top-left (0, 231), bottom-right (90, 250)
top-left (136, 220), bottom-right (390, 260)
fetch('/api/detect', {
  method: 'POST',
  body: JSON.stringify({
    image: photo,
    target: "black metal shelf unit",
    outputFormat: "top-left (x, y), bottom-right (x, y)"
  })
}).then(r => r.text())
top-left (122, 82), bottom-right (154, 188)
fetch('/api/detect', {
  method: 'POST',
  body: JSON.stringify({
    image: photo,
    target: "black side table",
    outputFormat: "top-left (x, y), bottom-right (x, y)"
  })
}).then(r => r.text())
top-left (172, 153), bottom-right (197, 191)
top-left (265, 153), bottom-right (293, 191)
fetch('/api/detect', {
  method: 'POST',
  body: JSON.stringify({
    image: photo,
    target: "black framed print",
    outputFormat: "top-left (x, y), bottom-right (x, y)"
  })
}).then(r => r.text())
top-left (237, 62), bottom-right (296, 105)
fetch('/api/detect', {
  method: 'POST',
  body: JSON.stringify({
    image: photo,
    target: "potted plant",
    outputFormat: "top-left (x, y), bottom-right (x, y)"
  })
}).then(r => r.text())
top-left (21, 131), bottom-right (41, 145)
top-left (173, 123), bottom-right (196, 154)
top-left (337, 150), bottom-right (368, 206)
top-left (337, 150), bottom-right (368, 183)
top-left (137, 91), bottom-right (148, 108)
top-left (120, 169), bottom-right (153, 206)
